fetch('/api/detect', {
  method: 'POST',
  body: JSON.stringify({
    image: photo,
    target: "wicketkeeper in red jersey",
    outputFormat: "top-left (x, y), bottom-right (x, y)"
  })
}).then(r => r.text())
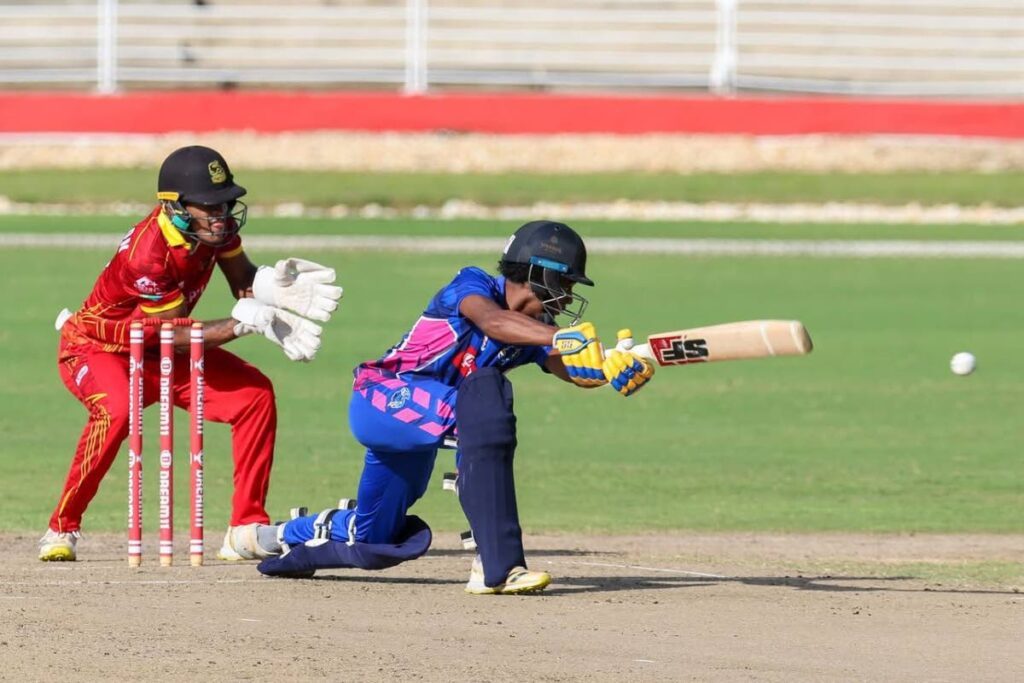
top-left (39, 145), bottom-right (343, 562)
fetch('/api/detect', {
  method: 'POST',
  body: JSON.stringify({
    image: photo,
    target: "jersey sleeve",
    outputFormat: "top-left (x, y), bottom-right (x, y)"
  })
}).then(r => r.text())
top-left (528, 344), bottom-right (554, 369)
top-left (428, 267), bottom-right (497, 318)
top-left (216, 233), bottom-right (244, 261)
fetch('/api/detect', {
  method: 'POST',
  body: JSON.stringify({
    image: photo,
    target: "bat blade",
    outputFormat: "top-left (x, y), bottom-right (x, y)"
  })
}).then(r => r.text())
top-left (635, 320), bottom-right (812, 367)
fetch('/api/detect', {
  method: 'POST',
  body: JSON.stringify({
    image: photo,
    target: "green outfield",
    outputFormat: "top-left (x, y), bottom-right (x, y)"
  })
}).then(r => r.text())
top-left (2, 169), bottom-right (1023, 207)
top-left (1, 214), bottom-right (1020, 537)
top-left (4, 213), bottom-right (1024, 241)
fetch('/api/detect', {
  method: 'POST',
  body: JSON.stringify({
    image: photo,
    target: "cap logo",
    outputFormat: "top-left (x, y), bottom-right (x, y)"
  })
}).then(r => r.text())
top-left (502, 234), bottom-right (516, 255)
top-left (208, 160), bottom-right (227, 184)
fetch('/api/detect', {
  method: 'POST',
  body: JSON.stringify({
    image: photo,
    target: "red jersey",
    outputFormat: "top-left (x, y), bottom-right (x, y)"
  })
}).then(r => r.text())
top-left (61, 207), bottom-right (244, 354)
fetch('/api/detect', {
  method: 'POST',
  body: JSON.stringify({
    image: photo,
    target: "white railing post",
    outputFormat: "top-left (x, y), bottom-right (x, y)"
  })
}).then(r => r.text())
top-left (710, 0), bottom-right (737, 95)
top-left (96, 0), bottom-right (118, 93)
top-left (404, 0), bottom-right (429, 94)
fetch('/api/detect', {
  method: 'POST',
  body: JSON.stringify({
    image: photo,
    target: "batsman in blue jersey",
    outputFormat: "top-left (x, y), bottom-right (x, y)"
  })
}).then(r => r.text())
top-left (235, 220), bottom-right (656, 594)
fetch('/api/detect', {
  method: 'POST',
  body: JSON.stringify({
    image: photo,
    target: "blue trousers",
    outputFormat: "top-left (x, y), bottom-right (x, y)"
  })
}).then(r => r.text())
top-left (282, 374), bottom-right (457, 546)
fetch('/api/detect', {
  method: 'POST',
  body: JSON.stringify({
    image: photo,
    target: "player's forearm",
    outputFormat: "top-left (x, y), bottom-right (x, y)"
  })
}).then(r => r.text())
top-left (169, 318), bottom-right (239, 352)
top-left (544, 355), bottom-right (573, 383)
top-left (476, 309), bottom-right (556, 347)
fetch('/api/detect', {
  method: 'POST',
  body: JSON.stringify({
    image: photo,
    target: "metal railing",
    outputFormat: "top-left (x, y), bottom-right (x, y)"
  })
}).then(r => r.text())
top-left (0, 0), bottom-right (1020, 97)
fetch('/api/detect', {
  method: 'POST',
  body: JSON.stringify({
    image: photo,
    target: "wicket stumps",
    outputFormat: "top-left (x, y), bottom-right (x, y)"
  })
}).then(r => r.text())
top-left (127, 321), bottom-right (205, 568)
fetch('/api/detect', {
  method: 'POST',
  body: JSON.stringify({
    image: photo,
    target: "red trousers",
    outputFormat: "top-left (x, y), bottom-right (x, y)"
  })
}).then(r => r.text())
top-left (50, 343), bottom-right (277, 533)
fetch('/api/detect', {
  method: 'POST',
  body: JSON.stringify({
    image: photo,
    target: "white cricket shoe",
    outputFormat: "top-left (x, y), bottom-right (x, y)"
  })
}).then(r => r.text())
top-left (464, 555), bottom-right (551, 595)
top-left (38, 529), bottom-right (80, 562)
top-left (216, 524), bottom-right (279, 561)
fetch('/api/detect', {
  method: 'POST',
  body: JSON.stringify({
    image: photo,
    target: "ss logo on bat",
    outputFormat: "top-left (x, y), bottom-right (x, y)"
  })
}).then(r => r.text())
top-left (660, 338), bottom-right (709, 363)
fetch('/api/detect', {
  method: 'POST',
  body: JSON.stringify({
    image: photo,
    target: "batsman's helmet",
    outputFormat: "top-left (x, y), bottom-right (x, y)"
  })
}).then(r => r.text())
top-left (499, 220), bottom-right (593, 323)
top-left (157, 146), bottom-right (247, 238)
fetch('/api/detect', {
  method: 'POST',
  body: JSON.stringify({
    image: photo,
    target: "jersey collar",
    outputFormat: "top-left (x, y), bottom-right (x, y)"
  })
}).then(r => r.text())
top-left (495, 275), bottom-right (510, 309)
top-left (157, 210), bottom-right (192, 250)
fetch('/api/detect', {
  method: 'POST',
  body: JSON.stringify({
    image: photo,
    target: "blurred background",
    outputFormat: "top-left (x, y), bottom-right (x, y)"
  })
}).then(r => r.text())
top-left (0, 0), bottom-right (1021, 97)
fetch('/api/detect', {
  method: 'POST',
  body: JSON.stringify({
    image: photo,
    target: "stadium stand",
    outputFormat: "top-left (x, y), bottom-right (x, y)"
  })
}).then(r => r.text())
top-left (0, 0), bottom-right (1020, 96)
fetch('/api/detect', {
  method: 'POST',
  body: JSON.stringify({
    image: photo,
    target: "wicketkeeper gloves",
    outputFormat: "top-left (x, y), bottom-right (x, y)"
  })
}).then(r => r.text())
top-left (231, 298), bottom-right (323, 362)
top-left (252, 258), bottom-right (343, 323)
top-left (235, 257), bottom-right (343, 361)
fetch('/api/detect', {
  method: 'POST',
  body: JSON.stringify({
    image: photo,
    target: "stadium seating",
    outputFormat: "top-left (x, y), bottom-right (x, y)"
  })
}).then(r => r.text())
top-left (0, 0), bottom-right (1020, 96)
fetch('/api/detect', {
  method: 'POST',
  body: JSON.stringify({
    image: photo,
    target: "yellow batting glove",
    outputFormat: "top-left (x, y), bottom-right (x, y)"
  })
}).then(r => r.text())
top-left (602, 350), bottom-right (656, 397)
top-left (552, 322), bottom-right (608, 387)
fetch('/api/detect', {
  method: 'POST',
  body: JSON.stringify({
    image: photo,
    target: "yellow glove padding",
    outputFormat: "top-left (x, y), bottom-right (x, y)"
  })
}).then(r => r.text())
top-left (552, 322), bottom-right (608, 387)
top-left (602, 350), bottom-right (655, 397)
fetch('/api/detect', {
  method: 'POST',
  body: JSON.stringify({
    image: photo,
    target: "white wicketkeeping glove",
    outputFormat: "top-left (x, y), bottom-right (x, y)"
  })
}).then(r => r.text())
top-left (252, 258), bottom-right (343, 323)
top-left (231, 298), bottom-right (323, 362)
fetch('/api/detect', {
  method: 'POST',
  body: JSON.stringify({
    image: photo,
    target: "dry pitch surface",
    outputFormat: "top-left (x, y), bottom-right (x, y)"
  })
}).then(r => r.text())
top-left (2, 532), bottom-right (1021, 681)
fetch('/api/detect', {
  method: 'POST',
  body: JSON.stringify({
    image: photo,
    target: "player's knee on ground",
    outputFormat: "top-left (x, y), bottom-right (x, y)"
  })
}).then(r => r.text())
top-left (258, 515), bottom-right (432, 578)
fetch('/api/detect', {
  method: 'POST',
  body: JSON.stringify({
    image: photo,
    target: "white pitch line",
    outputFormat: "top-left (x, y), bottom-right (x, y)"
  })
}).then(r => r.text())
top-left (551, 559), bottom-right (728, 580)
top-left (4, 233), bottom-right (1024, 259)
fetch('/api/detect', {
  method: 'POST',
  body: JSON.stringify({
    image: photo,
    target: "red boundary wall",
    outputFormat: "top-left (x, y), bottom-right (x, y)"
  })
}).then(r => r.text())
top-left (1, 91), bottom-right (1022, 138)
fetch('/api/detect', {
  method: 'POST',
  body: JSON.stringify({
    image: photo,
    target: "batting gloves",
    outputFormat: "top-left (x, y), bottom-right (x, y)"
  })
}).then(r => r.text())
top-left (553, 322), bottom-right (608, 387)
top-left (602, 349), bottom-right (655, 397)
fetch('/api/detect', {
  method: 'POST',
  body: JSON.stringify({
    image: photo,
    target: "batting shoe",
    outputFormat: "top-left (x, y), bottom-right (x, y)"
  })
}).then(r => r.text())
top-left (216, 524), bottom-right (280, 561)
top-left (464, 555), bottom-right (551, 595)
top-left (38, 529), bottom-right (80, 562)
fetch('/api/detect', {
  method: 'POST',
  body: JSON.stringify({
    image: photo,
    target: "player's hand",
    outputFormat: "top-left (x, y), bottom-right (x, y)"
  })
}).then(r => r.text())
top-left (232, 298), bottom-right (323, 362)
top-left (552, 322), bottom-right (607, 387)
top-left (603, 349), bottom-right (655, 397)
top-left (252, 258), bottom-right (343, 323)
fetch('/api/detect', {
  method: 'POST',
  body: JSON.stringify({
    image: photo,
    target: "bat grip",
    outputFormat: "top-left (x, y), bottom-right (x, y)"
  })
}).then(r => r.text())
top-left (602, 340), bottom-right (655, 362)
top-left (602, 344), bottom-right (651, 360)
top-left (630, 343), bottom-right (654, 361)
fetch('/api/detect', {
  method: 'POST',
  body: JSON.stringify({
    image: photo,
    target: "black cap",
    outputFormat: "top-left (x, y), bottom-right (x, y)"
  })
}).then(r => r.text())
top-left (157, 146), bottom-right (246, 205)
top-left (501, 220), bottom-right (593, 286)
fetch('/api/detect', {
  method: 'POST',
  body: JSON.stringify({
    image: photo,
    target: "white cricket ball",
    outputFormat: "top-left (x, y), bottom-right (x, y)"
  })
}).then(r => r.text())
top-left (950, 352), bottom-right (976, 376)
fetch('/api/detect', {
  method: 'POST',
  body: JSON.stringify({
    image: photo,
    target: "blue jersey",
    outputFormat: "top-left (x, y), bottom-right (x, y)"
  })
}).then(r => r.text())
top-left (355, 267), bottom-right (550, 388)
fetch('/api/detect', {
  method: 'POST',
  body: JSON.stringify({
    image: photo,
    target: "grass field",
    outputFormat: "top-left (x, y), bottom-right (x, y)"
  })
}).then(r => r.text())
top-left (2, 169), bottom-right (1024, 207)
top-left (2, 214), bottom-right (1021, 537)
top-left (4, 213), bottom-right (1024, 241)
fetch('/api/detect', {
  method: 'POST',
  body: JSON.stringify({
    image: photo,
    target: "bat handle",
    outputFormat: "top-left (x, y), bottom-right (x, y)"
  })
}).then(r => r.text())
top-left (603, 328), bottom-right (641, 359)
top-left (631, 343), bottom-right (654, 362)
top-left (615, 328), bottom-right (635, 352)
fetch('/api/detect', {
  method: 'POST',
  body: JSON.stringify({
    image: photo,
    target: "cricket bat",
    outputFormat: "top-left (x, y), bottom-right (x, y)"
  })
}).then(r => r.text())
top-left (609, 320), bottom-right (813, 366)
